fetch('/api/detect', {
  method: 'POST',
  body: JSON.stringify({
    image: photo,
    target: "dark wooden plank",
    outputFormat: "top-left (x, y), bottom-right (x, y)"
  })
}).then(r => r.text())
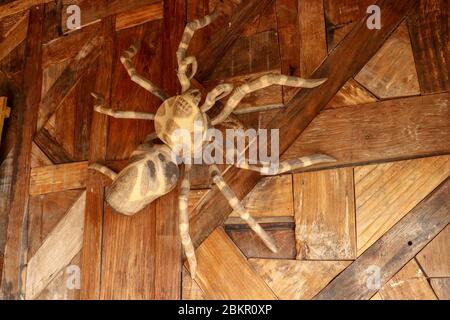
top-left (0, 6), bottom-right (44, 300)
top-left (195, 0), bottom-right (275, 81)
top-left (189, 0), bottom-right (418, 252)
top-left (0, 10), bottom-right (28, 62)
top-left (314, 177), bottom-right (450, 300)
top-left (408, 0), bottom-right (450, 94)
top-left (33, 127), bottom-right (72, 164)
top-left (42, 0), bottom-right (63, 44)
top-left (79, 17), bottom-right (114, 300)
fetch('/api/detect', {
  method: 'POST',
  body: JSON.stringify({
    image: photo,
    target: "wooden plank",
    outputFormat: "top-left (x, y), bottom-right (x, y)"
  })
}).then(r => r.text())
top-left (115, 1), bottom-right (163, 30)
top-left (0, 0), bottom-right (54, 20)
top-left (29, 162), bottom-right (88, 195)
top-left (298, 0), bottom-right (327, 78)
top-left (430, 278), bottom-right (450, 300)
top-left (25, 192), bottom-right (85, 300)
top-left (182, 267), bottom-right (205, 300)
top-left (408, 0), bottom-right (450, 94)
top-left (250, 259), bottom-right (351, 300)
top-left (61, 0), bottom-right (161, 33)
top-left (293, 168), bottom-right (356, 260)
top-left (189, 0), bottom-right (419, 252)
top-left (0, 96), bottom-right (11, 141)
top-left (314, 177), bottom-right (450, 300)
top-left (0, 10), bottom-right (28, 62)
top-left (33, 127), bottom-right (73, 164)
top-left (79, 17), bottom-right (114, 300)
top-left (36, 35), bottom-right (102, 132)
top-left (195, 0), bottom-right (275, 81)
top-left (377, 259), bottom-right (437, 300)
top-left (283, 93), bottom-right (450, 168)
top-left (30, 142), bottom-right (52, 168)
top-left (325, 78), bottom-right (377, 109)
top-left (0, 6), bottom-right (44, 300)
top-left (416, 225), bottom-right (450, 277)
top-left (193, 228), bottom-right (277, 299)
top-left (355, 22), bottom-right (420, 98)
top-left (355, 155), bottom-right (450, 255)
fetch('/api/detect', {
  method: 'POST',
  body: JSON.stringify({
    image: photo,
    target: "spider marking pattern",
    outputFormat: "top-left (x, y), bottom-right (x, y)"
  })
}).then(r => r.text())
top-left (89, 10), bottom-right (336, 279)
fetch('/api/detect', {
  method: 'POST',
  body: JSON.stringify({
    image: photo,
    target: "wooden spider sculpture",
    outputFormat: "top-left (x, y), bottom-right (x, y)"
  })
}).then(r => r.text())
top-left (89, 11), bottom-right (336, 278)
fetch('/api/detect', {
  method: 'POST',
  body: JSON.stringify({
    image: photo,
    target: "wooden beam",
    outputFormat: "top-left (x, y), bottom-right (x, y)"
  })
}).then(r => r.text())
top-left (79, 17), bottom-right (114, 300)
top-left (0, 11), bottom-right (29, 62)
top-left (195, 0), bottom-right (275, 81)
top-left (314, 177), bottom-right (450, 300)
top-left (0, 6), bottom-right (44, 300)
top-left (25, 192), bottom-right (85, 300)
top-left (189, 0), bottom-right (419, 251)
top-left (29, 162), bottom-right (88, 195)
top-left (33, 128), bottom-right (73, 164)
top-left (115, 1), bottom-right (164, 30)
top-left (0, 0), bottom-right (53, 20)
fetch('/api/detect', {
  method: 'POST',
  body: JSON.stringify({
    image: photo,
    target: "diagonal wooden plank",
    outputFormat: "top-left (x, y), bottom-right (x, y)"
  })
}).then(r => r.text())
top-left (0, 10), bottom-right (29, 62)
top-left (189, 0), bottom-right (419, 251)
top-left (0, 6), bottom-right (44, 300)
top-left (25, 192), bottom-right (85, 300)
top-left (314, 177), bottom-right (450, 300)
top-left (0, 0), bottom-right (54, 20)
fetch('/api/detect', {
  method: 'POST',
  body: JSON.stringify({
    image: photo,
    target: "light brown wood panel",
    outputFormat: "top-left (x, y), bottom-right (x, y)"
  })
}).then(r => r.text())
top-left (325, 79), bottom-right (377, 109)
top-left (250, 259), bottom-right (351, 300)
top-left (355, 155), bottom-right (450, 255)
top-left (377, 260), bottom-right (437, 300)
top-left (230, 175), bottom-right (293, 217)
top-left (430, 278), bottom-right (450, 300)
top-left (283, 93), bottom-right (450, 169)
top-left (355, 22), bottom-right (420, 98)
top-left (193, 228), bottom-right (277, 300)
top-left (182, 267), bottom-right (205, 300)
top-left (416, 225), bottom-right (450, 277)
top-left (294, 168), bottom-right (356, 260)
top-left (29, 162), bottom-right (88, 195)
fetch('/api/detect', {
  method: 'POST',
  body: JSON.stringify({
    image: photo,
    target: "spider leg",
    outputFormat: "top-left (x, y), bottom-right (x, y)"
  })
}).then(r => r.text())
top-left (235, 154), bottom-right (337, 175)
top-left (179, 164), bottom-right (197, 278)
top-left (200, 83), bottom-right (233, 112)
top-left (211, 74), bottom-right (327, 125)
top-left (209, 164), bottom-right (278, 253)
top-left (88, 163), bottom-right (117, 181)
top-left (177, 10), bottom-right (219, 92)
top-left (120, 43), bottom-right (169, 101)
top-left (91, 92), bottom-right (155, 120)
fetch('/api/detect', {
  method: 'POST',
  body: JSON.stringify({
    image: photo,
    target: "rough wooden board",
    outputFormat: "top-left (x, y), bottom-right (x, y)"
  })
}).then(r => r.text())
top-left (230, 175), bottom-right (293, 217)
top-left (0, 0), bottom-right (54, 20)
top-left (1, 6), bottom-right (44, 300)
top-left (34, 127), bottom-right (73, 164)
top-left (325, 79), bottom-right (378, 109)
top-left (408, 0), bottom-right (450, 94)
top-left (0, 10), bottom-right (28, 62)
top-left (314, 177), bottom-right (450, 300)
top-left (0, 152), bottom-right (13, 257)
top-left (115, 1), bottom-right (163, 30)
top-left (355, 22), bottom-right (420, 98)
top-left (378, 259), bottom-right (437, 300)
top-left (250, 259), bottom-right (351, 300)
top-left (25, 191), bottom-right (85, 300)
top-left (298, 0), bottom-right (327, 78)
top-left (189, 0), bottom-right (417, 254)
top-left (283, 93), bottom-right (450, 169)
top-left (416, 225), bottom-right (450, 277)
top-left (294, 168), bottom-right (356, 260)
top-left (355, 155), bottom-right (450, 255)
top-left (30, 142), bottom-right (52, 168)
top-left (182, 267), bottom-right (205, 300)
top-left (226, 228), bottom-right (296, 259)
top-left (194, 228), bottom-right (277, 300)
top-left (79, 17), bottom-right (114, 300)
top-left (188, 189), bottom-right (209, 215)
top-left (430, 278), bottom-right (450, 300)
top-left (41, 1), bottom-right (63, 45)
top-left (29, 162), bottom-right (87, 195)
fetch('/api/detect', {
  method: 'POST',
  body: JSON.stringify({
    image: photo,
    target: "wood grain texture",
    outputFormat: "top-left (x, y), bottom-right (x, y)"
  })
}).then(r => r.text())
top-left (430, 278), bottom-right (450, 300)
top-left (355, 22), bottom-right (420, 98)
top-left (355, 155), bottom-right (450, 255)
top-left (325, 79), bottom-right (377, 109)
top-left (0, 10), bottom-right (28, 62)
top-left (408, 0), bottom-right (450, 94)
top-left (1, 6), bottom-right (44, 300)
top-left (377, 259), bottom-right (437, 300)
top-left (115, 1), bottom-right (163, 30)
top-left (25, 191), bottom-right (85, 300)
top-left (193, 228), bottom-right (277, 299)
top-left (0, 0), bottom-right (54, 20)
top-left (250, 259), bottom-right (351, 300)
top-left (182, 267), bottom-right (205, 300)
top-left (189, 0), bottom-right (417, 254)
top-left (283, 93), bottom-right (450, 169)
top-left (294, 168), bottom-right (356, 260)
top-left (416, 225), bottom-right (450, 277)
top-left (315, 177), bottom-right (450, 300)
top-left (29, 161), bottom-right (87, 195)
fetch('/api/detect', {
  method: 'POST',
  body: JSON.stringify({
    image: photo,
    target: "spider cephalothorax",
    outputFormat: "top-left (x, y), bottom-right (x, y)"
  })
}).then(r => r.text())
top-left (89, 10), bottom-right (336, 278)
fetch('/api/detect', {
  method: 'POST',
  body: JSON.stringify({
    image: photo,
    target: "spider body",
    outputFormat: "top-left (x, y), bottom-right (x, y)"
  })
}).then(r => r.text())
top-left (89, 10), bottom-right (336, 279)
